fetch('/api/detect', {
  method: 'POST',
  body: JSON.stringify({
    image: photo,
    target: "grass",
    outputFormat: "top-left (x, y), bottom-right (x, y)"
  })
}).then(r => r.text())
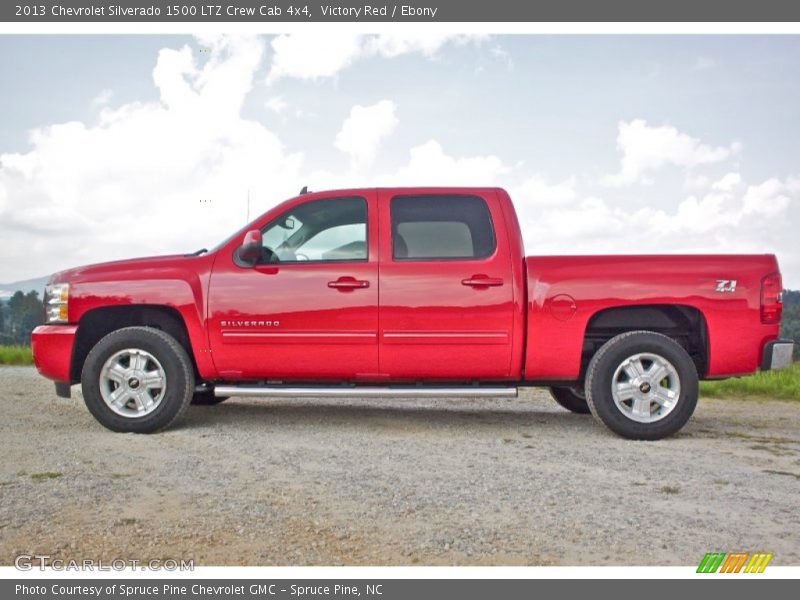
top-left (700, 363), bottom-right (800, 401)
top-left (762, 470), bottom-right (800, 481)
top-left (0, 345), bottom-right (33, 366)
top-left (30, 472), bottom-right (62, 482)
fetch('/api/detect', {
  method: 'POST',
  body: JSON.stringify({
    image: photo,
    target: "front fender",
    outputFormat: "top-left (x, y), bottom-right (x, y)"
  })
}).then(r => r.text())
top-left (68, 275), bottom-right (215, 378)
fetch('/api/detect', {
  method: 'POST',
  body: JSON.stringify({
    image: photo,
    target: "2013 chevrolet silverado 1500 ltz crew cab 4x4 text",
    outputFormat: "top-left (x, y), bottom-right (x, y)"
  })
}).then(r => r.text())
top-left (31, 187), bottom-right (794, 439)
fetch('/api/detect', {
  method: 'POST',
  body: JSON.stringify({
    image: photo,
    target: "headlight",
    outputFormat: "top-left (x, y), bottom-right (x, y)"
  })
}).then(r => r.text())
top-left (44, 283), bottom-right (69, 323)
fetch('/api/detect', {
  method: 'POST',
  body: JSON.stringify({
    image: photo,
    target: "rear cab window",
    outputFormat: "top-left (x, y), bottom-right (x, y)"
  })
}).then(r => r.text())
top-left (390, 195), bottom-right (497, 260)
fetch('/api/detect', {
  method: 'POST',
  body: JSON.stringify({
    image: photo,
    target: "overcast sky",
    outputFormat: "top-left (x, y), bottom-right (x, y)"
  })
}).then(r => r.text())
top-left (1, 34), bottom-right (799, 285)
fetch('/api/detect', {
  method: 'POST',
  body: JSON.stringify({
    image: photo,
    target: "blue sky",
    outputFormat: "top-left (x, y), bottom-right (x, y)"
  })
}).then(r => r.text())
top-left (1, 34), bottom-right (799, 285)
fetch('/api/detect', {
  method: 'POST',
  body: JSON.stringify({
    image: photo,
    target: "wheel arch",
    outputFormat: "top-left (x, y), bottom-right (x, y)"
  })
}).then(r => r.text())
top-left (582, 304), bottom-right (709, 379)
top-left (71, 305), bottom-right (196, 383)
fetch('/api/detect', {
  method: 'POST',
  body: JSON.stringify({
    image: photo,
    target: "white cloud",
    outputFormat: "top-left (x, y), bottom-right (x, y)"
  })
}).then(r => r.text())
top-left (365, 33), bottom-right (481, 58)
top-left (334, 100), bottom-right (398, 170)
top-left (516, 174), bottom-right (797, 260)
top-left (663, 192), bottom-right (740, 234)
top-left (392, 140), bottom-right (509, 186)
top-left (0, 35), bottom-right (305, 280)
top-left (511, 175), bottom-right (576, 207)
top-left (91, 89), bottom-right (113, 107)
top-left (266, 34), bottom-right (483, 83)
top-left (264, 95), bottom-right (288, 114)
top-left (603, 119), bottom-right (739, 186)
top-left (742, 178), bottom-right (794, 217)
top-left (711, 172), bottom-right (742, 192)
top-left (684, 172), bottom-right (711, 190)
top-left (489, 45), bottom-right (514, 71)
top-left (307, 139), bottom-right (511, 191)
top-left (266, 34), bottom-right (364, 83)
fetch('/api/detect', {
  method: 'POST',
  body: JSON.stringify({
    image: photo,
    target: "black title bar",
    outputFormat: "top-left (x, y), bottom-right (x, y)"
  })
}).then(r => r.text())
top-left (4, 0), bottom-right (800, 22)
top-left (5, 579), bottom-right (799, 600)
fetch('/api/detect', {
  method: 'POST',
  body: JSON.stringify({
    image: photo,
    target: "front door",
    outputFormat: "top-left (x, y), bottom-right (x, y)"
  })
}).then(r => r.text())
top-left (378, 190), bottom-right (515, 380)
top-left (208, 192), bottom-right (379, 381)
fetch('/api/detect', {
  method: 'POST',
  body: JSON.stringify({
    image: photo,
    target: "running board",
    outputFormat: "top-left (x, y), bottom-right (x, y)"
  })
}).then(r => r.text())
top-left (214, 385), bottom-right (518, 399)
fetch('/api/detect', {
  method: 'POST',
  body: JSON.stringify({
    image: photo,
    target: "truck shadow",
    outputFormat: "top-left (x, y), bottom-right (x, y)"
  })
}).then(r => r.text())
top-left (182, 398), bottom-right (596, 433)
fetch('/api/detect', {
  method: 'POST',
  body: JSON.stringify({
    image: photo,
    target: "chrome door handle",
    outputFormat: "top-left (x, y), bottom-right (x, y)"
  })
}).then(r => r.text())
top-left (461, 276), bottom-right (504, 287)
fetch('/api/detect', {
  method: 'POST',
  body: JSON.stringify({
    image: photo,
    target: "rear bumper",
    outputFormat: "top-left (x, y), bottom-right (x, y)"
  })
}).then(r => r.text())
top-left (761, 339), bottom-right (795, 371)
top-left (31, 325), bottom-right (77, 384)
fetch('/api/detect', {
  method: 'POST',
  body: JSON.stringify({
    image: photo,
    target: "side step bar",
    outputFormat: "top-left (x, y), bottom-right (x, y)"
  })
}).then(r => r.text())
top-left (214, 385), bottom-right (518, 399)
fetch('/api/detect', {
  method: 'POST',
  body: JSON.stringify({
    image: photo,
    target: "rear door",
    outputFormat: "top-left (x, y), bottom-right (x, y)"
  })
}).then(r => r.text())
top-left (377, 190), bottom-right (515, 380)
top-left (208, 192), bottom-right (379, 381)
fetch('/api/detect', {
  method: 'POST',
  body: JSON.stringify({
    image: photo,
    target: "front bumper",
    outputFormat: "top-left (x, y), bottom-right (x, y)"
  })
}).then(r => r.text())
top-left (761, 339), bottom-right (795, 371)
top-left (31, 325), bottom-right (78, 385)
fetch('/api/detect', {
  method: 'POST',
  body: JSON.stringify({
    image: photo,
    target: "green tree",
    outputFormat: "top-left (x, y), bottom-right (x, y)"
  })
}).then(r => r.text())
top-left (781, 289), bottom-right (800, 360)
top-left (7, 290), bottom-right (43, 345)
top-left (784, 289), bottom-right (800, 308)
top-left (781, 308), bottom-right (800, 360)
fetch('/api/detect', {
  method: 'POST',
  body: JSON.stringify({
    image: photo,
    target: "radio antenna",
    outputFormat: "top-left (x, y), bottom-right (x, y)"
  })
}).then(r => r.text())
top-left (246, 189), bottom-right (250, 223)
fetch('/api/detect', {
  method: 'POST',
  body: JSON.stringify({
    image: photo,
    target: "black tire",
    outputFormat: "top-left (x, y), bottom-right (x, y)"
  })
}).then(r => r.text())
top-left (191, 390), bottom-right (229, 405)
top-left (549, 386), bottom-right (591, 414)
top-left (585, 331), bottom-right (698, 440)
top-left (81, 326), bottom-right (195, 433)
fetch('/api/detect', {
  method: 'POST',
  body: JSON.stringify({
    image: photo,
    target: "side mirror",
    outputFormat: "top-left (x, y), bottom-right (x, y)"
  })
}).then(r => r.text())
top-left (238, 229), bottom-right (263, 265)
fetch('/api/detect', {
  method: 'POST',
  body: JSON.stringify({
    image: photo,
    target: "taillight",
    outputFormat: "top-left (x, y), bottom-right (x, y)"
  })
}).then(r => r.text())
top-left (760, 272), bottom-right (783, 324)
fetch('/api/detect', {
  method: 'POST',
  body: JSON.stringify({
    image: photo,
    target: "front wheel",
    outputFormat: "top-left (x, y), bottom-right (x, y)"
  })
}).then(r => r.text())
top-left (585, 331), bottom-right (698, 440)
top-left (549, 386), bottom-right (591, 414)
top-left (81, 326), bottom-right (195, 433)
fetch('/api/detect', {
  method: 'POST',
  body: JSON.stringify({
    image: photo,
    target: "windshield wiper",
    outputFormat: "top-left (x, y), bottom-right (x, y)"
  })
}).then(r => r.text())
top-left (186, 248), bottom-right (208, 257)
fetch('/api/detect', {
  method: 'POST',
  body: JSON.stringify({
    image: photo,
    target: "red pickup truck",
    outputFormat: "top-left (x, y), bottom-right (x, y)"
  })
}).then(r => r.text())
top-left (31, 187), bottom-right (793, 439)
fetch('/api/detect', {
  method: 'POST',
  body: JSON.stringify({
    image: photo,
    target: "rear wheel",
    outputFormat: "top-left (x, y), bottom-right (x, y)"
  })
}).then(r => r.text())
top-left (549, 386), bottom-right (591, 414)
top-left (81, 326), bottom-right (194, 433)
top-left (585, 331), bottom-right (698, 440)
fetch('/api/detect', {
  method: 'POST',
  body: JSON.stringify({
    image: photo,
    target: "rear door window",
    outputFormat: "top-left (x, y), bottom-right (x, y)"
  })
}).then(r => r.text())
top-left (390, 195), bottom-right (496, 260)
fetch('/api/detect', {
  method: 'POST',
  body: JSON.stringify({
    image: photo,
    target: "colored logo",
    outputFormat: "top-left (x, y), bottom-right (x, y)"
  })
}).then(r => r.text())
top-left (697, 552), bottom-right (773, 573)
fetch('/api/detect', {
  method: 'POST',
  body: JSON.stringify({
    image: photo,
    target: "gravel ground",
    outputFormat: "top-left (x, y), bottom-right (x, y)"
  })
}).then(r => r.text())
top-left (1, 365), bottom-right (799, 566)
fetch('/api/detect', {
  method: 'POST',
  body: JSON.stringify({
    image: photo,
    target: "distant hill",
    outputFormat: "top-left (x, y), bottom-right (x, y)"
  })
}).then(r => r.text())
top-left (0, 275), bottom-right (50, 300)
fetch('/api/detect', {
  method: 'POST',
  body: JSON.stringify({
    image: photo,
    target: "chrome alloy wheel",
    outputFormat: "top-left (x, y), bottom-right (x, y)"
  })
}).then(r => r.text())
top-left (610, 352), bottom-right (680, 423)
top-left (99, 348), bottom-right (167, 418)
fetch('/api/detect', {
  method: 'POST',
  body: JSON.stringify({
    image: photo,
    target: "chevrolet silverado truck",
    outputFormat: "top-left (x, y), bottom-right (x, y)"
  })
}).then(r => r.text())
top-left (31, 187), bottom-right (794, 439)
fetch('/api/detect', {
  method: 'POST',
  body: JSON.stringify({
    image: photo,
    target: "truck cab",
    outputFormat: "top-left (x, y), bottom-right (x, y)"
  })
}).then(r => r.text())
top-left (207, 188), bottom-right (523, 382)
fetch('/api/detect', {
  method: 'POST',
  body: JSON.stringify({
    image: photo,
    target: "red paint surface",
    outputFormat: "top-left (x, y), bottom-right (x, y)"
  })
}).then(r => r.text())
top-left (31, 325), bottom-right (77, 382)
top-left (32, 187), bottom-right (783, 385)
top-left (524, 254), bottom-right (779, 379)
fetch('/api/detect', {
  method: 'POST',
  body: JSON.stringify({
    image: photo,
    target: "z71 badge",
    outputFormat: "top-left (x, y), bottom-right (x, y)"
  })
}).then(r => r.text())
top-left (715, 279), bottom-right (737, 293)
